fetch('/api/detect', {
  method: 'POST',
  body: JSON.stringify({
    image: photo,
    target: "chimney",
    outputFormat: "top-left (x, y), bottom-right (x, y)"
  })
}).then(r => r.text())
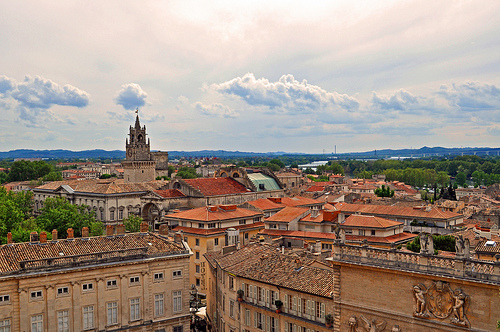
top-left (159, 224), bottom-right (169, 236)
top-left (174, 231), bottom-right (183, 243)
top-left (82, 227), bottom-right (89, 238)
top-left (30, 231), bottom-right (39, 243)
top-left (52, 229), bottom-right (58, 241)
top-left (116, 224), bottom-right (125, 235)
top-left (295, 258), bottom-right (301, 269)
top-left (106, 225), bottom-right (114, 236)
top-left (40, 232), bottom-right (47, 244)
top-left (140, 222), bottom-right (149, 233)
top-left (7, 232), bottom-right (12, 244)
top-left (67, 228), bottom-right (74, 239)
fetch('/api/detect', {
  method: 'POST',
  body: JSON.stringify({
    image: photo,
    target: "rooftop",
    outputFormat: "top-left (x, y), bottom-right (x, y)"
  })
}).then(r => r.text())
top-left (35, 179), bottom-right (163, 194)
top-left (184, 177), bottom-right (250, 196)
top-left (166, 205), bottom-right (263, 222)
top-left (342, 214), bottom-right (403, 228)
top-left (266, 206), bottom-right (309, 223)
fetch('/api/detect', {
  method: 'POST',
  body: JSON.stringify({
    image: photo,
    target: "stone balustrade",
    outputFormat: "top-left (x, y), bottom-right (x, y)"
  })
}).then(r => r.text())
top-left (330, 242), bottom-right (500, 283)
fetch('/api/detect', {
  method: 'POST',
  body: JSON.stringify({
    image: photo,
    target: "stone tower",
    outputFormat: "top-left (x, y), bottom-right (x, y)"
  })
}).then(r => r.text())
top-left (121, 114), bottom-right (168, 182)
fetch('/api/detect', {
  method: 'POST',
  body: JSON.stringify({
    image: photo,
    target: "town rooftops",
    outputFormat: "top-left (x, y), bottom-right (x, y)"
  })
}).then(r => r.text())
top-left (335, 203), bottom-right (463, 220)
top-left (0, 232), bottom-right (188, 276)
top-left (276, 196), bottom-right (324, 208)
top-left (243, 198), bottom-right (285, 212)
top-left (300, 210), bottom-right (340, 223)
top-left (246, 172), bottom-right (281, 191)
top-left (183, 177), bottom-right (250, 196)
top-left (34, 179), bottom-right (163, 195)
top-left (173, 222), bottom-right (265, 236)
top-left (266, 206), bottom-right (309, 223)
top-left (165, 205), bottom-right (263, 222)
top-left (342, 214), bottom-right (402, 228)
top-left (204, 243), bottom-right (333, 297)
top-left (154, 189), bottom-right (186, 198)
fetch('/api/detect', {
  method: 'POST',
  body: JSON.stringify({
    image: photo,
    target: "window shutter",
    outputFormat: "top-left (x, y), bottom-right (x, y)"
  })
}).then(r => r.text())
top-left (292, 296), bottom-right (297, 311)
top-left (266, 289), bottom-right (270, 306)
top-left (266, 315), bottom-right (270, 332)
top-left (311, 301), bottom-right (315, 317)
top-left (292, 324), bottom-right (297, 332)
top-left (254, 312), bottom-right (258, 328)
top-left (306, 300), bottom-right (310, 316)
top-left (242, 283), bottom-right (246, 297)
top-left (284, 295), bottom-right (288, 313)
top-left (285, 322), bottom-right (288, 332)
top-left (321, 303), bottom-right (325, 319)
top-left (297, 298), bottom-right (302, 316)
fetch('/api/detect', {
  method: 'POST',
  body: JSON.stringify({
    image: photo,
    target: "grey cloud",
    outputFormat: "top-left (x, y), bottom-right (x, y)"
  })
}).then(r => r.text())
top-left (0, 75), bottom-right (16, 96)
top-left (194, 102), bottom-right (238, 118)
top-left (210, 73), bottom-right (359, 114)
top-left (437, 82), bottom-right (500, 110)
top-left (114, 83), bottom-right (148, 110)
top-left (371, 89), bottom-right (433, 113)
top-left (10, 75), bottom-right (90, 109)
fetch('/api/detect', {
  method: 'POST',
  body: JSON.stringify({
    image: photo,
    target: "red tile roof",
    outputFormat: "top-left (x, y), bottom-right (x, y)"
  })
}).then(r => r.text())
top-left (166, 205), bottom-right (262, 222)
top-left (305, 185), bottom-right (325, 192)
top-left (266, 206), bottom-right (309, 223)
top-left (173, 222), bottom-right (265, 236)
top-left (335, 203), bottom-right (463, 220)
top-left (259, 229), bottom-right (337, 240)
top-left (184, 177), bottom-right (249, 196)
top-left (300, 210), bottom-right (340, 223)
top-left (347, 232), bottom-right (417, 244)
top-left (244, 198), bottom-right (285, 211)
top-left (343, 214), bottom-right (402, 228)
top-left (279, 196), bottom-right (324, 207)
top-left (154, 189), bottom-right (186, 198)
top-left (35, 179), bottom-right (163, 194)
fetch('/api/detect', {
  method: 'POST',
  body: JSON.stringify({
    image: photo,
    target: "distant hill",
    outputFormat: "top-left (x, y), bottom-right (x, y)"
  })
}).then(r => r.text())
top-left (0, 146), bottom-right (498, 160)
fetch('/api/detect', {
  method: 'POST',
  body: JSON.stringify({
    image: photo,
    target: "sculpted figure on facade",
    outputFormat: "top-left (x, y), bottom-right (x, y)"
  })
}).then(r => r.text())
top-left (413, 284), bottom-right (428, 318)
top-left (339, 228), bottom-right (346, 243)
top-left (419, 233), bottom-right (433, 255)
top-left (455, 235), bottom-right (470, 258)
top-left (359, 315), bottom-right (387, 332)
top-left (348, 315), bottom-right (358, 332)
top-left (451, 289), bottom-right (470, 327)
top-left (391, 325), bottom-right (401, 332)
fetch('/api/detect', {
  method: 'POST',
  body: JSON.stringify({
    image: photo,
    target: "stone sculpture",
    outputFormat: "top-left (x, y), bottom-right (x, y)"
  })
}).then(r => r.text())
top-left (359, 315), bottom-right (387, 332)
top-left (419, 233), bottom-right (433, 255)
top-left (391, 326), bottom-right (401, 332)
top-left (455, 235), bottom-right (470, 258)
top-left (451, 289), bottom-right (470, 327)
top-left (412, 284), bottom-right (428, 318)
top-left (348, 315), bottom-right (358, 332)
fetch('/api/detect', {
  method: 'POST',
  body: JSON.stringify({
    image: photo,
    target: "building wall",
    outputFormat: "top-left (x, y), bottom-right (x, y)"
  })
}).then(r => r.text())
top-left (0, 254), bottom-right (191, 332)
top-left (333, 261), bottom-right (500, 331)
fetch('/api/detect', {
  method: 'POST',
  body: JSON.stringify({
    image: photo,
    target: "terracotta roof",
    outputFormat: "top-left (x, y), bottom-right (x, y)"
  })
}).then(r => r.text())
top-left (342, 214), bottom-right (402, 228)
top-left (279, 196), bottom-right (324, 207)
top-left (184, 177), bottom-right (249, 196)
top-left (154, 189), bottom-right (186, 198)
top-left (166, 205), bottom-right (262, 222)
top-left (259, 229), bottom-right (337, 240)
top-left (173, 222), bottom-right (265, 236)
top-left (244, 198), bottom-right (285, 211)
top-left (205, 243), bottom-right (333, 297)
top-left (335, 203), bottom-right (463, 220)
top-left (0, 233), bottom-right (186, 275)
top-left (305, 185), bottom-right (325, 192)
top-left (34, 179), bottom-right (163, 194)
top-left (266, 206), bottom-right (309, 223)
top-left (475, 240), bottom-right (500, 254)
top-left (300, 210), bottom-right (339, 223)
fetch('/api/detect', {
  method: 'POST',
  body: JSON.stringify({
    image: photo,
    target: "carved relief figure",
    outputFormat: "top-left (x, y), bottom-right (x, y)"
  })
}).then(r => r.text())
top-left (360, 315), bottom-right (387, 332)
top-left (413, 284), bottom-right (428, 318)
top-left (339, 228), bottom-right (346, 243)
top-left (391, 326), bottom-right (401, 332)
top-left (454, 235), bottom-right (470, 258)
top-left (427, 281), bottom-right (453, 319)
top-left (419, 233), bottom-right (434, 254)
top-left (348, 315), bottom-right (358, 332)
top-left (451, 289), bottom-right (470, 327)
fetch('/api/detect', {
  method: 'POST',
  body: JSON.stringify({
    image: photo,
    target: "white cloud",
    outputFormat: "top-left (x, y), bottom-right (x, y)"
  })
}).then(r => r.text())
top-left (437, 81), bottom-right (500, 110)
top-left (210, 73), bottom-right (359, 114)
top-left (371, 89), bottom-right (434, 113)
top-left (114, 83), bottom-right (148, 110)
top-left (0, 76), bottom-right (16, 96)
top-left (194, 102), bottom-right (238, 118)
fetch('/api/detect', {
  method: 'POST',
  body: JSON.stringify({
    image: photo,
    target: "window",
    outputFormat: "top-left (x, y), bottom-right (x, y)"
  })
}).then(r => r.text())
top-left (195, 251), bottom-right (200, 260)
top-left (154, 272), bottom-right (164, 281)
top-left (245, 233), bottom-right (249, 239)
top-left (239, 220), bottom-right (246, 225)
top-left (57, 310), bottom-right (69, 332)
top-left (198, 223), bottom-right (205, 229)
top-left (130, 298), bottom-right (140, 321)
top-left (173, 291), bottom-right (182, 313)
top-left (195, 265), bottom-right (200, 273)
top-left (31, 314), bottom-right (43, 332)
top-left (371, 230), bottom-right (376, 236)
top-left (107, 279), bottom-right (117, 288)
top-left (110, 210), bottom-right (115, 221)
top-left (269, 224), bottom-right (277, 229)
top-left (107, 302), bottom-right (118, 325)
top-left (173, 326), bottom-right (183, 332)
top-left (270, 317), bottom-right (277, 332)
top-left (229, 300), bottom-right (235, 318)
top-left (214, 238), bottom-right (219, 246)
top-left (130, 276), bottom-right (140, 285)
top-left (358, 229), bottom-right (365, 236)
top-left (195, 238), bottom-right (200, 246)
top-left (253, 217), bottom-right (261, 222)
top-left (196, 278), bottom-right (200, 287)
top-left (82, 283), bottom-right (93, 291)
top-left (321, 243), bottom-right (332, 250)
top-left (254, 312), bottom-right (263, 330)
top-left (0, 319), bottom-right (11, 332)
top-left (57, 287), bottom-right (69, 296)
top-left (229, 276), bottom-right (234, 290)
top-left (208, 223), bottom-right (216, 228)
top-left (154, 294), bottom-right (164, 317)
top-left (0, 295), bottom-right (10, 303)
top-left (30, 291), bottom-right (42, 300)
top-left (173, 270), bottom-right (182, 278)
top-left (245, 309), bottom-right (250, 326)
top-left (119, 210), bottom-right (123, 220)
top-left (100, 210), bottom-right (104, 220)
top-left (83, 306), bottom-right (94, 330)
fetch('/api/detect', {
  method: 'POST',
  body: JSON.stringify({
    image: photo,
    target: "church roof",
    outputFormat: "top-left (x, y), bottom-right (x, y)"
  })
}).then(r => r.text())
top-left (183, 177), bottom-right (250, 196)
top-left (34, 179), bottom-right (163, 195)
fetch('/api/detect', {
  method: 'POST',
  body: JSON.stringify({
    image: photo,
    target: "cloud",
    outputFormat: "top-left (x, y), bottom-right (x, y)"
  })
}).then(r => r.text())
top-left (437, 81), bottom-right (500, 110)
top-left (10, 75), bottom-right (90, 109)
top-left (371, 89), bottom-right (434, 114)
top-left (194, 102), bottom-right (238, 118)
top-left (210, 73), bottom-right (359, 114)
top-left (114, 83), bottom-right (148, 110)
top-left (0, 76), bottom-right (16, 96)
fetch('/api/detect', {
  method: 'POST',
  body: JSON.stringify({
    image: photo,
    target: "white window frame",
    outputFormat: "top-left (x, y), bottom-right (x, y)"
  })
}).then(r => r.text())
top-left (82, 283), bottom-right (94, 292)
top-left (107, 302), bottom-right (118, 326)
top-left (154, 293), bottom-right (164, 317)
top-left (31, 314), bottom-right (43, 332)
top-left (173, 270), bottom-right (182, 279)
top-left (173, 291), bottom-right (182, 313)
top-left (154, 272), bottom-right (164, 282)
top-left (30, 290), bottom-right (43, 300)
top-left (0, 295), bottom-right (10, 304)
top-left (129, 276), bottom-right (140, 285)
top-left (83, 306), bottom-right (94, 330)
top-left (130, 298), bottom-right (140, 321)
top-left (0, 318), bottom-right (11, 332)
top-left (57, 310), bottom-right (69, 332)
top-left (107, 279), bottom-right (117, 288)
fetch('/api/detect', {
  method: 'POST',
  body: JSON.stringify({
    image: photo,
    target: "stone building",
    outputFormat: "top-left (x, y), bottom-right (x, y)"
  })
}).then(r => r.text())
top-left (0, 226), bottom-right (192, 332)
top-left (122, 114), bottom-right (169, 183)
top-left (204, 243), bottom-right (334, 332)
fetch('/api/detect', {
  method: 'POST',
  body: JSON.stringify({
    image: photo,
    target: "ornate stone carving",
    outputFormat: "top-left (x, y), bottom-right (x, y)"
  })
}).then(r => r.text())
top-left (391, 326), bottom-right (401, 332)
top-left (455, 235), bottom-right (470, 258)
top-left (419, 233), bottom-right (433, 255)
top-left (359, 315), bottom-right (387, 332)
top-left (348, 316), bottom-right (358, 332)
top-left (413, 284), bottom-right (429, 318)
top-left (412, 281), bottom-right (470, 328)
top-left (339, 228), bottom-right (346, 243)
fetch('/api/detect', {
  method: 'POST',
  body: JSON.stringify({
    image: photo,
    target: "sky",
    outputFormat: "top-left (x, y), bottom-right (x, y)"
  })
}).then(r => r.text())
top-left (1, 1), bottom-right (499, 154)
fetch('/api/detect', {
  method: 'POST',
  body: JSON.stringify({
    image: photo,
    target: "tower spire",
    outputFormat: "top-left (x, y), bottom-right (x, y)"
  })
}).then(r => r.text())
top-left (135, 108), bottom-right (140, 128)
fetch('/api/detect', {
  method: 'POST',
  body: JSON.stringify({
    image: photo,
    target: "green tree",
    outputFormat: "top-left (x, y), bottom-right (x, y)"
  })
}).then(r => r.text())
top-left (456, 172), bottom-right (467, 187)
top-left (0, 172), bottom-right (7, 184)
top-left (269, 158), bottom-right (285, 169)
top-left (124, 215), bottom-right (143, 232)
top-left (42, 171), bottom-right (63, 182)
top-left (36, 197), bottom-right (96, 238)
top-left (176, 167), bottom-right (199, 179)
top-left (0, 188), bottom-right (33, 242)
top-left (374, 185), bottom-right (394, 197)
top-left (89, 221), bottom-right (104, 236)
top-left (10, 217), bottom-right (46, 243)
